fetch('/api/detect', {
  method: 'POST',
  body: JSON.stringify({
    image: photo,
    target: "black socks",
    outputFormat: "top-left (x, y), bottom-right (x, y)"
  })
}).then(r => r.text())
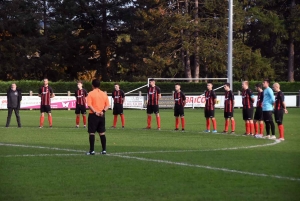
top-left (100, 135), bottom-right (106, 151)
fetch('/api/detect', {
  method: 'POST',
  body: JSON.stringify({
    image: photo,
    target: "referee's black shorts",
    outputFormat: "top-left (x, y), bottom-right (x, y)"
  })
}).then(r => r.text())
top-left (174, 105), bottom-right (184, 117)
top-left (205, 109), bottom-right (215, 118)
top-left (113, 104), bottom-right (123, 115)
top-left (254, 107), bottom-right (263, 121)
top-left (274, 109), bottom-right (284, 124)
top-left (242, 108), bottom-right (253, 120)
top-left (75, 104), bottom-right (86, 115)
top-left (224, 111), bottom-right (234, 119)
top-left (40, 105), bottom-right (51, 113)
top-left (263, 111), bottom-right (273, 122)
top-left (147, 105), bottom-right (159, 114)
top-left (88, 113), bottom-right (106, 133)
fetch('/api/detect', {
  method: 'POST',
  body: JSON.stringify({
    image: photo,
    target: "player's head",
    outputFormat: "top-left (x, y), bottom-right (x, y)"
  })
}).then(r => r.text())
top-left (43, 78), bottom-right (49, 86)
top-left (77, 81), bottom-right (83, 89)
top-left (224, 83), bottom-right (230, 91)
top-left (11, 83), bottom-right (17, 91)
top-left (273, 82), bottom-right (280, 92)
top-left (207, 82), bottom-right (213, 90)
top-left (149, 78), bottom-right (155, 87)
top-left (92, 79), bottom-right (100, 89)
top-left (242, 81), bottom-right (248, 90)
top-left (175, 83), bottom-right (181, 92)
top-left (263, 79), bottom-right (270, 88)
top-left (114, 83), bottom-right (120, 91)
top-left (255, 83), bottom-right (262, 92)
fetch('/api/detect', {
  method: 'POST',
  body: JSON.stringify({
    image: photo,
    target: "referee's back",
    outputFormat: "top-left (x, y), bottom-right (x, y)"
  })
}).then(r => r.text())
top-left (87, 88), bottom-right (109, 112)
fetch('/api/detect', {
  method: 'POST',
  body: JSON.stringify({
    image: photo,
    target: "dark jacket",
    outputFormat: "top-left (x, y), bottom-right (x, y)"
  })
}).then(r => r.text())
top-left (7, 88), bottom-right (22, 109)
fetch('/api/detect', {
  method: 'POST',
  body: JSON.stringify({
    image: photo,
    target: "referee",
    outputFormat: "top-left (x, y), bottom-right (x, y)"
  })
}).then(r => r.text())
top-left (86, 79), bottom-right (110, 155)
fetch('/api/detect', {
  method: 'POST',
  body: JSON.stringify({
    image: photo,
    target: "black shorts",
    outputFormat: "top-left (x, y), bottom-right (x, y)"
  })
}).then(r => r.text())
top-left (113, 104), bottom-right (123, 115)
top-left (254, 107), bottom-right (263, 121)
top-left (274, 110), bottom-right (284, 124)
top-left (242, 108), bottom-right (253, 120)
top-left (88, 113), bottom-right (106, 133)
top-left (263, 111), bottom-right (273, 122)
top-left (75, 104), bottom-right (86, 115)
top-left (224, 112), bottom-right (234, 119)
top-left (147, 105), bottom-right (159, 114)
top-left (205, 110), bottom-right (214, 118)
top-left (40, 105), bottom-right (51, 113)
top-left (174, 105), bottom-right (184, 117)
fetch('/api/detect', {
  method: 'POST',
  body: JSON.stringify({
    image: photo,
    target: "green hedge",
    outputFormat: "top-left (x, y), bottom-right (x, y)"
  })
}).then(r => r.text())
top-left (0, 80), bottom-right (299, 94)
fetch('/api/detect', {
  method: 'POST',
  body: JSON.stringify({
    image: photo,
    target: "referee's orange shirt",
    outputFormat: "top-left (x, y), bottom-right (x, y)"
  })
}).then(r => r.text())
top-left (87, 89), bottom-right (110, 114)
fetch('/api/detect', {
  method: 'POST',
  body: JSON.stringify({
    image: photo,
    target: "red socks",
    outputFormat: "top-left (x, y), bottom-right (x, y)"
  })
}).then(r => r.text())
top-left (48, 115), bottom-right (52, 126)
top-left (147, 116), bottom-right (152, 128)
top-left (278, 125), bottom-right (284, 139)
top-left (113, 115), bottom-right (118, 127)
top-left (120, 114), bottom-right (125, 127)
top-left (40, 116), bottom-right (44, 127)
top-left (224, 120), bottom-right (229, 131)
top-left (254, 123), bottom-right (259, 134)
top-left (206, 119), bottom-right (210, 130)
top-left (175, 118), bottom-right (179, 129)
top-left (156, 116), bottom-right (161, 128)
top-left (212, 119), bottom-right (217, 130)
top-left (76, 116), bottom-right (80, 125)
top-left (259, 123), bottom-right (264, 135)
top-left (250, 122), bottom-right (254, 134)
top-left (231, 119), bottom-right (235, 131)
top-left (245, 122), bottom-right (250, 134)
top-left (83, 115), bottom-right (87, 125)
top-left (181, 118), bottom-right (185, 130)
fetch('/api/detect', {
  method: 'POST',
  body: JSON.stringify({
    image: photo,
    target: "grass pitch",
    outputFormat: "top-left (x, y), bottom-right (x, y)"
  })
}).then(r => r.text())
top-left (0, 108), bottom-right (299, 201)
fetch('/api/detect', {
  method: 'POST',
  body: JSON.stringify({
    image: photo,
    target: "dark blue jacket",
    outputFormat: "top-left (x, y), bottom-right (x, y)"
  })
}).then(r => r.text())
top-left (7, 88), bottom-right (22, 109)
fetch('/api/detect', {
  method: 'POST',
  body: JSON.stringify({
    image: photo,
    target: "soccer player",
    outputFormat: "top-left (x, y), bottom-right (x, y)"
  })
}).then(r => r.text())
top-left (38, 78), bottom-right (55, 128)
top-left (262, 79), bottom-right (275, 139)
top-left (223, 83), bottom-right (235, 134)
top-left (174, 83), bottom-right (186, 131)
top-left (111, 83), bottom-right (125, 128)
top-left (273, 83), bottom-right (287, 141)
top-left (241, 81), bottom-right (255, 135)
top-left (75, 81), bottom-right (88, 128)
top-left (86, 79), bottom-right (110, 155)
top-left (253, 83), bottom-right (264, 137)
top-left (204, 83), bottom-right (217, 133)
top-left (6, 83), bottom-right (22, 127)
top-left (146, 78), bottom-right (161, 130)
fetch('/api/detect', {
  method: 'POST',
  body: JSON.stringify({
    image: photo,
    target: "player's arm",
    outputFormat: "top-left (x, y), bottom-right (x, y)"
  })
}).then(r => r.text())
top-left (50, 88), bottom-right (55, 98)
top-left (157, 87), bottom-right (161, 100)
top-left (183, 94), bottom-right (186, 107)
top-left (99, 96), bottom-right (110, 116)
top-left (249, 90), bottom-right (255, 103)
top-left (281, 93), bottom-right (288, 114)
top-left (232, 92), bottom-right (235, 107)
top-left (213, 92), bottom-right (217, 105)
top-left (122, 91), bottom-right (125, 104)
top-left (38, 88), bottom-right (42, 97)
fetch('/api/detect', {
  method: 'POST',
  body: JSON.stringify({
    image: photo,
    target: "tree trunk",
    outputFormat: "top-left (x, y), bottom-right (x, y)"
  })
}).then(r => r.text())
top-left (288, 0), bottom-right (295, 82)
top-left (185, 50), bottom-right (192, 81)
top-left (193, 0), bottom-right (200, 83)
top-left (99, 0), bottom-right (109, 81)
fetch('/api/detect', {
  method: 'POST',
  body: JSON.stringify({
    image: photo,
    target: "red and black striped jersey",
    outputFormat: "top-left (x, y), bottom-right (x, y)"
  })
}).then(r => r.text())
top-left (112, 90), bottom-right (125, 104)
top-left (75, 89), bottom-right (88, 105)
top-left (147, 86), bottom-right (161, 106)
top-left (204, 90), bottom-right (216, 110)
top-left (39, 86), bottom-right (53, 105)
top-left (274, 91), bottom-right (285, 110)
top-left (174, 91), bottom-right (186, 106)
top-left (224, 90), bottom-right (234, 112)
top-left (256, 91), bottom-right (264, 108)
top-left (242, 89), bottom-right (254, 109)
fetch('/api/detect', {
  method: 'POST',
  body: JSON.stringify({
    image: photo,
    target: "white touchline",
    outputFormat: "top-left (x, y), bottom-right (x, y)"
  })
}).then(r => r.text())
top-left (111, 140), bottom-right (281, 155)
top-left (0, 153), bottom-right (82, 157)
top-left (109, 154), bottom-right (300, 182)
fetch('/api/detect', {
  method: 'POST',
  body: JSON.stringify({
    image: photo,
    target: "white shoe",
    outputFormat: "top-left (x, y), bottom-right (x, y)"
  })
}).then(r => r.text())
top-left (263, 135), bottom-right (270, 139)
top-left (270, 135), bottom-right (276, 139)
top-left (278, 138), bottom-right (285, 141)
top-left (86, 151), bottom-right (95, 155)
top-left (76, 125), bottom-right (79, 128)
top-left (254, 134), bottom-right (263, 138)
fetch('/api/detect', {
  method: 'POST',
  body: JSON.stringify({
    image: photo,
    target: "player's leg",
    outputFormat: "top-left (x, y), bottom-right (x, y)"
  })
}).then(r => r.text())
top-left (249, 108), bottom-right (254, 135)
top-left (5, 108), bottom-right (13, 127)
top-left (86, 114), bottom-right (97, 155)
top-left (146, 105), bottom-right (152, 129)
top-left (230, 117), bottom-right (235, 133)
top-left (39, 106), bottom-right (45, 128)
top-left (223, 112), bottom-right (229, 133)
top-left (46, 106), bottom-right (53, 127)
top-left (155, 106), bottom-right (161, 130)
top-left (174, 106), bottom-right (179, 130)
top-left (211, 115), bottom-right (217, 132)
top-left (75, 105), bottom-right (80, 128)
top-left (112, 104), bottom-right (118, 128)
top-left (180, 107), bottom-right (185, 131)
top-left (269, 111), bottom-right (275, 138)
top-left (275, 110), bottom-right (284, 140)
top-left (204, 110), bottom-right (210, 132)
top-left (243, 109), bottom-right (248, 134)
top-left (120, 105), bottom-right (125, 128)
top-left (14, 108), bottom-right (21, 127)
top-left (82, 106), bottom-right (87, 128)
top-left (98, 116), bottom-right (106, 154)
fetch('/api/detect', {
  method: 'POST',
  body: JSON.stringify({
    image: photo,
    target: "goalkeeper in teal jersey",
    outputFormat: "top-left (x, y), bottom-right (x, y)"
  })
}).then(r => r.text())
top-left (262, 79), bottom-right (275, 139)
